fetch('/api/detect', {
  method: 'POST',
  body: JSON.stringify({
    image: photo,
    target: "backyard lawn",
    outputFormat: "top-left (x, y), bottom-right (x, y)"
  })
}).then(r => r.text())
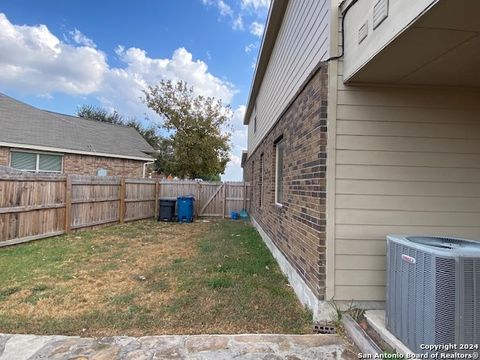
top-left (0, 220), bottom-right (312, 336)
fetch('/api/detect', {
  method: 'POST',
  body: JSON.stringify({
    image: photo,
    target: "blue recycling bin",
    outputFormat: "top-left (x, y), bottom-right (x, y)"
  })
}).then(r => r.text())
top-left (177, 195), bottom-right (195, 223)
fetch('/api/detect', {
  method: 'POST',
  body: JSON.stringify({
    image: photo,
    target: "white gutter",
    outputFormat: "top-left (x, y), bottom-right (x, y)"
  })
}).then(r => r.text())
top-left (0, 141), bottom-right (154, 162)
top-left (143, 161), bottom-right (155, 178)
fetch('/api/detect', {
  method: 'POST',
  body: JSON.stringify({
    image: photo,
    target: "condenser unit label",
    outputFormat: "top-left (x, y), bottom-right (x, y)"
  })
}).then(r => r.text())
top-left (401, 254), bottom-right (416, 264)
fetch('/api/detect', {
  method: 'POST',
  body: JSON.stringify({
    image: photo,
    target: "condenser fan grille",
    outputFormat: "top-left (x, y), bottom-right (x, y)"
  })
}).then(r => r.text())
top-left (387, 235), bottom-right (480, 353)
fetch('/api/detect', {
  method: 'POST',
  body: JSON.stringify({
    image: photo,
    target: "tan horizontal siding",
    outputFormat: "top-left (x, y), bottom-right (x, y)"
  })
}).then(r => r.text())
top-left (337, 88), bottom-right (480, 108)
top-left (337, 104), bottom-right (480, 124)
top-left (337, 120), bottom-right (480, 139)
top-left (337, 209), bottom-right (480, 227)
top-left (337, 150), bottom-right (480, 168)
top-left (337, 165), bottom-right (480, 183)
top-left (336, 270), bottom-right (386, 286)
top-left (336, 255), bottom-right (386, 270)
top-left (337, 135), bottom-right (480, 153)
top-left (334, 75), bottom-right (480, 301)
top-left (336, 225), bottom-right (480, 241)
top-left (336, 179), bottom-right (480, 197)
top-left (336, 239), bottom-right (386, 255)
top-left (248, 0), bottom-right (331, 153)
top-left (336, 194), bottom-right (480, 212)
top-left (335, 286), bottom-right (386, 301)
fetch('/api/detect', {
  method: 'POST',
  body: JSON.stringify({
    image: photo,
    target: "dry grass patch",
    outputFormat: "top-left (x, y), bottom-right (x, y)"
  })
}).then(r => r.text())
top-left (0, 220), bottom-right (311, 336)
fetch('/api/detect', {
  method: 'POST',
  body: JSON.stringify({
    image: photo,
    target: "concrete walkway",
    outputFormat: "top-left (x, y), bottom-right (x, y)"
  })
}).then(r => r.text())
top-left (0, 333), bottom-right (353, 360)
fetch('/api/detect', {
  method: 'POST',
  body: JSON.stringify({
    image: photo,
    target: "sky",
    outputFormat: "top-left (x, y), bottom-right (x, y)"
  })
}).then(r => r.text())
top-left (0, 0), bottom-right (270, 180)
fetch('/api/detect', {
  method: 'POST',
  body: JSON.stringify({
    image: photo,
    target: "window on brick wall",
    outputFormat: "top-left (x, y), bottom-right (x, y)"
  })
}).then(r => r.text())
top-left (275, 139), bottom-right (284, 205)
top-left (251, 160), bottom-right (255, 204)
top-left (259, 153), bottom-right (264, 207)
top-left (10, 150), bottom-right (63, 173)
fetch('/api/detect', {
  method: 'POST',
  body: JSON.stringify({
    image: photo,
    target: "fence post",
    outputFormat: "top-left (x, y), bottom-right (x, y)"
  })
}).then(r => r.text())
top-left (64, 175), bottom-right (72, 233)
top-left (243, 182), bottom-right (247, 210)
top-left (154, 180), bottom-right (159, 219)
top-left (119, 178), bottom-right (126, 223)
top-left (196, 181), bottom-right (201, 218)
top-left (223, 182), bottom-right (227, 219)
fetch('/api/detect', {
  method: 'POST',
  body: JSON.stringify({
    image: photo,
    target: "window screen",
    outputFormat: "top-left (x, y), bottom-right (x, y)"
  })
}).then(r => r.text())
top-left (10, 151), bottom-right (62, 172)
top-left (10, 151), bottom-right (36, 171)
top-left (275, 140), bottom-right (284, 204)
top-left (39, 154), bottom-right (62, 172)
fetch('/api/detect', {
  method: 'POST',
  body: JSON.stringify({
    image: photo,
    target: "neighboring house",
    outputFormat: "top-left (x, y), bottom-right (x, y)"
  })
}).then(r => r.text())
top-left (0, 93), bottom-right (155, 177)
top-left (243, 0), bottom-right (480, 320)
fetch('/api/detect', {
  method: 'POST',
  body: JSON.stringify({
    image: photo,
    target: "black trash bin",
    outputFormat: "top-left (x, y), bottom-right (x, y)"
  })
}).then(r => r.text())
top-left (158, 199), bottom-right (176, 222)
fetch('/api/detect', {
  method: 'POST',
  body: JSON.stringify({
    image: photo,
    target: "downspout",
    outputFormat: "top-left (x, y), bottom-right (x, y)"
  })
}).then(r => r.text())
top-left (143, 161), bottom-right (154, 178)
top-left (326, 0), bottom-right (360, 62)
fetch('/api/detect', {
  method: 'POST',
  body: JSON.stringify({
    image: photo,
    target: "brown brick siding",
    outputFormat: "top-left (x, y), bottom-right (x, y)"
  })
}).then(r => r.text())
top-left (244, 64), bottom-right (328, 300)
top-left (0, 146), bottom-right (146, 177)
top-left (63, 153), bottom-right (145, 177)
top-left (0, 147), bottom-right (8, 166)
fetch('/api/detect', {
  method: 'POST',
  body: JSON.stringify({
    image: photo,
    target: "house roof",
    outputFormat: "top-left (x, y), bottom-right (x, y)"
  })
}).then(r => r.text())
top-left (243, 0), bottom-right (289, 125)
top-left (0, 93), bottom-right (155, 161)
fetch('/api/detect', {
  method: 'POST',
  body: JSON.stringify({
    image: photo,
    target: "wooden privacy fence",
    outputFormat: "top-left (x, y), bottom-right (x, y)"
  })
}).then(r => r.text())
top-left (0, 173), bottom-right (250, 247)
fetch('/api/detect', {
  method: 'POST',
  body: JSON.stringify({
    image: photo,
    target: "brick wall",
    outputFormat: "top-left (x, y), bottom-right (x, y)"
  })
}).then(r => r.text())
top-left (63, 153), bottom-right (145, 177)
top-left (243, 64), bottom-right (328, 300)
top-left (0, 146), bottom-right (146, 177)
top-left (0, 147), bottom-right (8, 166)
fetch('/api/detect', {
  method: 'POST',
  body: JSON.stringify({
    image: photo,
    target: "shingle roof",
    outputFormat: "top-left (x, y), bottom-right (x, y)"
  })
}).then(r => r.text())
top-left (0, 93), bottom-right (155, 161)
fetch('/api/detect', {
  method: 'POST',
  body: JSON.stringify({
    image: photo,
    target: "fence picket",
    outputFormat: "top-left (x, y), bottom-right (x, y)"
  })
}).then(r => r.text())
top-left (0, 172), bottom-right (249, 246)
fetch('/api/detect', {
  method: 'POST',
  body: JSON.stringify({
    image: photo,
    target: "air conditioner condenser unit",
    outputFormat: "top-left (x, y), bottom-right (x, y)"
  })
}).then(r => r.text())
top-left (386, 235), bottom-right (480, 353)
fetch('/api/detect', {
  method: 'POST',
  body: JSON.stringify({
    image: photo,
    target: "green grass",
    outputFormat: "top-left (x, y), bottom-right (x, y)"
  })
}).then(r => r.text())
top-left (0, 220), bottom-right (312, 336)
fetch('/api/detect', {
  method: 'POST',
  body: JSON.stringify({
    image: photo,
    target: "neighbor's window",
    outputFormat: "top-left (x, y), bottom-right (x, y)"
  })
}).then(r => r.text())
top-left (275, 139), bottom-right (284, 205)
top-left (10, 151), bottom-right (63, 173)
top-left (254, 115), bottom-right (257, 133)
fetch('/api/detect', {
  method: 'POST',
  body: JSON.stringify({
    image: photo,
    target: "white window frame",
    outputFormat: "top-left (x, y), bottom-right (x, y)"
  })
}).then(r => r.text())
top-left (275, 139), bottom-right (284, 206)
top-left (9, 149), bottom-right (64, 173)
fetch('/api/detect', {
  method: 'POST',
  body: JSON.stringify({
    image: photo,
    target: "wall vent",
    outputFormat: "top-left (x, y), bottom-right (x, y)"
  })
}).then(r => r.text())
top-left (358, 22), bottom-right (368, 44)
top-left (373, 0), bottom-right (388, 29)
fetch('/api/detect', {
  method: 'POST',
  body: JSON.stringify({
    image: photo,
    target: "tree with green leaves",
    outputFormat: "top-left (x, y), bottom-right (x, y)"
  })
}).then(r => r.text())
top-left (76, 105), bottom-right (160, 149)
top-left (144, 80), bottom-right (231, 180)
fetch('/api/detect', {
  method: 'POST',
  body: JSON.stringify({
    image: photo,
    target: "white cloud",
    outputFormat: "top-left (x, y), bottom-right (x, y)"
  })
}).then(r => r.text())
top-left (249, 21), bottom-right (264, 37)
top-left (232, 14), bottom-right (244, 31)
top-left (201, 0), bottom-right (233, 18)
top-left (68, 28), bottom-right (96, 48)
top-left (241, 0), bottom-right (271, 11)
top-left (244, 42), bottom-right (258, 53)
top-left (0, 13), bottom-right (107, 96)
top-left (222, 105), bottom-right (247, 181)
top-left (103, 46), bottom-right (236, 118)
top-left (218, 0), bottom-right (233, 17)
top-left (0, 13), bottom-right (236, 120)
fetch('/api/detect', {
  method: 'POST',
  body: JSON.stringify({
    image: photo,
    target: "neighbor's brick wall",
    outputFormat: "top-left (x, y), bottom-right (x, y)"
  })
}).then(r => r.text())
top-left (63, 153), bottom-right (144, 177)
top-left (244, 64), bottom-right (328, 300)
top-left (0, 147), bottom-right (9, 166)
top-left (0, 146), bottom-right (145, 177)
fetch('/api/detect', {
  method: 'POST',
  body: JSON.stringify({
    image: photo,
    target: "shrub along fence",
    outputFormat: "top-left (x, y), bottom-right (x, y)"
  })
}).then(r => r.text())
top-left (0, 172), bottom-right (250, 247)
